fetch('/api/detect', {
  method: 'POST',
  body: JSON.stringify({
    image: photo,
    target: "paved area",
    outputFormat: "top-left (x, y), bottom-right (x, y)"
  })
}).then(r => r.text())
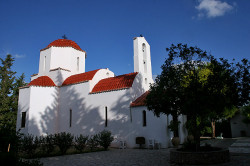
top-left (41, 149), bottom-right (170, 166)
top-left (229, 137), bottom-right (250, 153)
top-left (41, 138), bottom-right (250, 166)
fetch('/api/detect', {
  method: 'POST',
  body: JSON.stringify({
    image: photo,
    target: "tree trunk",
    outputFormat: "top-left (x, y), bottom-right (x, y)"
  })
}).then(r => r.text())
top-left (211, 121), bottom-right (216, 138)
top-left (173, 114), bottom-right (179, 137)
top-left (193, 116), bottom-right (200, 151)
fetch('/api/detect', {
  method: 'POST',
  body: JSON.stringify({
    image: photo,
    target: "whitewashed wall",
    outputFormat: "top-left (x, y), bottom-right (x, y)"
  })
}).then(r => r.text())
top-left (58, 80), bottom-right (133, 145)
top-left (231, 113), bottom-right (250, 137)
top-left (56, 69), bottom-right (163, 148)
top-left (27, 86), bottom-right (58, 136)
top-left (129, 106), bottom-right (169, 148)
top-left (16, 87), bottom-right (31, 135)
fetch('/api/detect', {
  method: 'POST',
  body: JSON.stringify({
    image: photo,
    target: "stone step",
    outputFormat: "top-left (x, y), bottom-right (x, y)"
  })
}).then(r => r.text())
top-left (230, 143), bottom-right (250, 147)
top-left (229, 146), bottom-right (250, 153)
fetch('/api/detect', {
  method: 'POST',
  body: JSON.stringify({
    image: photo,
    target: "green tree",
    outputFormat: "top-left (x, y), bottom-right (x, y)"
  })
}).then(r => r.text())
top-left (146, 44), bottom-right (239, 151)
top-left (0, 55), bottom-right (26, 130)
top-left (0, 54), bottom-right (26, 152)
top-left (0, 54), bottom-right (16, 130)
top-left (146, 48), bottom-right (185, 137)
top-left (241, 103), bottom-right (250, 124)
top-left (236, 59), bottom-right (250, 106)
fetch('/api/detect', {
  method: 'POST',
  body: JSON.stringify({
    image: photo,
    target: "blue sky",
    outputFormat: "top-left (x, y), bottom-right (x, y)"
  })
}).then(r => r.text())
top-left (0, 0), bottom-right (249, 82)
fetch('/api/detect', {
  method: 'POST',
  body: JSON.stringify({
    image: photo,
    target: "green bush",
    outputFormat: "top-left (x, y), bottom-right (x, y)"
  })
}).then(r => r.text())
top-left (53, 132), bottom-right (73, 154)
top-left (20, 134), bottom-right (39, 157)
top-left (74, 134), bottom-right (88, 152)
top-left (0, 128), bottom-right (22, 153)
top-left (97, 130), bottom-right (114, 150)
top-left (87, 134), bottom-right (99, 151)
top-left (39, 134), bottom-right (54, 154)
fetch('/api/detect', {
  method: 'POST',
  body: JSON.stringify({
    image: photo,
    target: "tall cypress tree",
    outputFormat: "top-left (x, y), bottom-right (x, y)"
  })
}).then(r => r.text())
top-left (0, 54), bottom-right (26, 131)
top-left (0, 54), bottom-right (16, 130)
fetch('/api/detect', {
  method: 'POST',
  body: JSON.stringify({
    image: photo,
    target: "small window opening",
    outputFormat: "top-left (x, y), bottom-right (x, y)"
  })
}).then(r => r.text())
top-left (145, 78), bottom-right (147, 84)
top-left (105, 107), bottom-right (108, 127)
top-left (44, 56), bottom-right (46, 71)
top-left (69, 109), bottom-right (72, 127)
top-left (143, 110), bottom-right (146, 127)
top-left (21, 112), bottom-right (26, 128)
top-left (142, 44), bottom-right (147, 73)
top-left (142, 43), bottom-right (145, 52)
top-left (77, 57), bottom-right (79, 72)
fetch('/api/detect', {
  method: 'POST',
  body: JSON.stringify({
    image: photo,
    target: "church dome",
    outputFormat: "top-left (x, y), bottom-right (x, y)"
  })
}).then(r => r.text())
top-left (40, 39), bottom-right (85, 52)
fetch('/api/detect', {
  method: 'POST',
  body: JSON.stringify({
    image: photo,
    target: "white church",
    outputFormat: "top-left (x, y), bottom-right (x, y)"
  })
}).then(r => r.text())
top-left (16, 37), bottom-right (187, 148)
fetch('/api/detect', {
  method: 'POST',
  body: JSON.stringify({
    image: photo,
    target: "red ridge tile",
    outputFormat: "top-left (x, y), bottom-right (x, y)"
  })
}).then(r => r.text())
top-left (28, 76), bottom-right (56, 87)
top-left (62, 69), bottom-right (100, 86)
top-left (91, 72), bottom-right (138, 93)
top-left (130, 91), bottom-right (149, 107)
top-left (40, 39), bottom-right (85, 52)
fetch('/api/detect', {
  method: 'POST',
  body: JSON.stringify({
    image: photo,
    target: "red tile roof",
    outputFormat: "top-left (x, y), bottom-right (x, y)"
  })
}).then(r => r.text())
top-left (40, 39), bottom-right (85, 52)
top-left (28, 76), bottom-right (56, 87)
top-left (62, 69), bottom-right (100, 86)
top-left (91, 72), bottom-right (138, 93)
top-left (130, 91), bottom-right (149, 107)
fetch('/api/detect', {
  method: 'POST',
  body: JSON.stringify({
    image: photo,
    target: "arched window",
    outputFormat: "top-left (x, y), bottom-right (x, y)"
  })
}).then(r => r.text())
top-left (143, 110), bottom-right (146, 127)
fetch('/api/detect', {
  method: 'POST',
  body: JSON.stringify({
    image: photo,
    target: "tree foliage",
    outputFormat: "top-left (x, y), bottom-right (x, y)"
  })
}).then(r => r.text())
top-left (0, 54), bottom-right (26, 152)
top-left (241, 103), bottom-right (250, 124)
top-left (146, 43), bottom-right (245, 150)
top-left (0, 54), bottom-right (26, 130)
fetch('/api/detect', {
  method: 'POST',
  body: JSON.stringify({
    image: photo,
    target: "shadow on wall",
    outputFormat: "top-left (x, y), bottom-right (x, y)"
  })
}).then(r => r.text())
top-left (26, 70), bottom-right (152, 148)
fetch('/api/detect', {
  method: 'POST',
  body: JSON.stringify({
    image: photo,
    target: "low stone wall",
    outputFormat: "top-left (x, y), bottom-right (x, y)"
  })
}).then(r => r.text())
top-left (170, 148), bottom-right (230, 165)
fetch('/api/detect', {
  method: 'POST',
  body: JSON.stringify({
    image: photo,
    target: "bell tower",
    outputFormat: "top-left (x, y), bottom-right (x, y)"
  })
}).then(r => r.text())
top-left (133, 37), bottom-right (153, 86)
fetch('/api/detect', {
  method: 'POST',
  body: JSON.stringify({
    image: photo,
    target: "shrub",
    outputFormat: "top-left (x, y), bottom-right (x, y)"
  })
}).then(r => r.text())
top-left (0, 128), bottom-right (22, 153)
top-left (53, 132), bottom-right (73, 154)
top-left (20, 134), bottom-right (39, 157)
top-left (97, 130), bottom-right (114, 150)
top-left (39, 134), bottom-right (54, 154)
top-left (87, 134), bottom-right (99, 151)
top-left (74, 134), bottom-right (88, 152)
